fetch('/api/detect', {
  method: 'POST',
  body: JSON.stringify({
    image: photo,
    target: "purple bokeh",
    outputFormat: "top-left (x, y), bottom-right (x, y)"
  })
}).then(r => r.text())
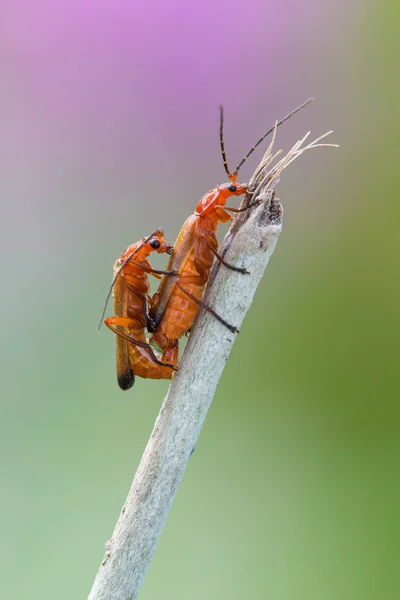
top-left (2, 0), bottom-right (345, 157)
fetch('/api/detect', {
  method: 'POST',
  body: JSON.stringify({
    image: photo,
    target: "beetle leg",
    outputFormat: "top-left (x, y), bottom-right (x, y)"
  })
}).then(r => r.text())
top-left (105, 314), bottom-right (144, 332)
top-left (105, 317), bottom-right (177, 370)
top-left (128, 259), bottom-right (178, 278)
top-left (149, 335), bottom-right (179, 368)
top-left (161, 339), bottom-right (179, 367)
top-left (123, 281), bottom-right (156, 331)
top-left (192, 259), bottom-right (209, 282)
top-left (214, 207), bottom-right (232, 223)
top-left (214, 199), bottom-right (261, 213)
top-left (175, 280), bottom-right (239, 334)
top-left (105, 316), bottom-right (146, 339)
top-left (148, 268), bottom-right (178, 276)
top-left (146, 344), bottom-right (177, 371)
top-left (204, 235), bottom-right (249, 275)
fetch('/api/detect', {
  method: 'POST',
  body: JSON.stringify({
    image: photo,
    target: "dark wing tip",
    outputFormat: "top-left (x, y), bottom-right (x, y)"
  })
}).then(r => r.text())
top-left (117, 369), bottom-right (135, 390)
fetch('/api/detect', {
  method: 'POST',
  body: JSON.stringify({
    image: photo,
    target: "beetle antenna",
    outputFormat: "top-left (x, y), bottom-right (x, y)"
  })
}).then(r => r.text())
top-left (219, 105), bottom-right (233, 181)
top-left (233, 97), bottom-right (314, 177)
top-left (97, 231), bottom-right (158, 330)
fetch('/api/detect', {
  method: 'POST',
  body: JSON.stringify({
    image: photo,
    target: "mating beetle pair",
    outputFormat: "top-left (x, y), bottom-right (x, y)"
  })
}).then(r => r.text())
top-left (100, 100), bottom-right (312, 389)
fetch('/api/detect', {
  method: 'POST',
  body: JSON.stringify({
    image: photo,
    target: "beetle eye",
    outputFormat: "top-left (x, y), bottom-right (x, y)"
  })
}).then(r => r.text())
top-left (150, 239), bottom-right (161, 249)
top-left (228, 184), bottom-right (237, 192)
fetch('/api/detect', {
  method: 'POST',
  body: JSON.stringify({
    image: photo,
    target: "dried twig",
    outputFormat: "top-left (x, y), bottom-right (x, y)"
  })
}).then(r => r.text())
top-left (88, 130), bottom-right (338, 600)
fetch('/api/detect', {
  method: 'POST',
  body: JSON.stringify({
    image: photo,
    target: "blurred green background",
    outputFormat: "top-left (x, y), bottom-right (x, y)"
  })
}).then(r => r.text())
top-left (1, 1), bottom-right (399, 599)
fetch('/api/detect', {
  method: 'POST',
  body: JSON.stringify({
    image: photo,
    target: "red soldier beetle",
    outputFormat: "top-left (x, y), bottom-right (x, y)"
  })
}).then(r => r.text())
top-left (149, 99), bottom-right (313, 359)
top-left (100, 229), bottom-right (178, 390)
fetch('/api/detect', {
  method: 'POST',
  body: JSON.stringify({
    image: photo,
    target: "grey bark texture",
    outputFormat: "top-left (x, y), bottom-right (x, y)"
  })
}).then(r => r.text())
top-left (88, 130), bottom-right (337, 600)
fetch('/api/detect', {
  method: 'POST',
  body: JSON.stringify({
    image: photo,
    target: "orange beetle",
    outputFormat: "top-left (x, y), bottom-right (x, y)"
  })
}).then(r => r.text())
top-left (149, 100), bottom-right (312, 361)
top-left (102, 229), bottom-right (177, 390)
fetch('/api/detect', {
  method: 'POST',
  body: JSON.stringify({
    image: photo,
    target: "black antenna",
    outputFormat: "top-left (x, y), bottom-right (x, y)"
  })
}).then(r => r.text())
top-left (219, 105), bottom-right (232, 180)
top-left (97, 231), bottom-right (158, 330)
top-left (233, 97), bottom-right (314, 177)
